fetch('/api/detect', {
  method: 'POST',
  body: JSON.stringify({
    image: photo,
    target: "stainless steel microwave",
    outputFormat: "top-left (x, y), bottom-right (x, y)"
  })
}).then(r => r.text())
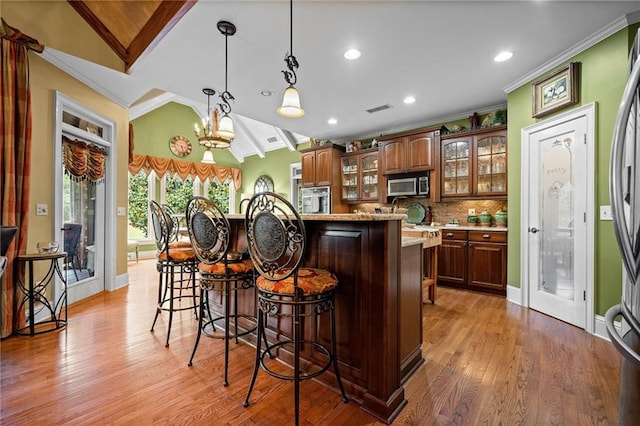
top-left (387, 175), bottom-right (429, 197)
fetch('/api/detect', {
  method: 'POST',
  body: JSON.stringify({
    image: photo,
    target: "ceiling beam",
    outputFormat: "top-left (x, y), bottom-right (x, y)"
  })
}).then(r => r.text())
top-left (274, 128), bottom-right (297, 151)
top-left (234, 116), bottom-right (265, 158)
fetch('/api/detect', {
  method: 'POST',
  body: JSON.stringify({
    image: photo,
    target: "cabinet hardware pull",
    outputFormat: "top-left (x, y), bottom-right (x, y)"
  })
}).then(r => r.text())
top-left (446, 232), bottom-right (454, 237)
top-left (482, 234), bottom-right (490, 239)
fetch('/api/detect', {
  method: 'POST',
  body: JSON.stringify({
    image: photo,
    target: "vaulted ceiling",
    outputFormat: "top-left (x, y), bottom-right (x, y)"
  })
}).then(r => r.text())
top-left (51, 1), bottom-right (640, 162)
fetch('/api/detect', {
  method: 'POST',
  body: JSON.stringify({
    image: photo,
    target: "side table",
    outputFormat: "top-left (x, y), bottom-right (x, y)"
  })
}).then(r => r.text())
top-left (14, 252), bottom-right (68, 336)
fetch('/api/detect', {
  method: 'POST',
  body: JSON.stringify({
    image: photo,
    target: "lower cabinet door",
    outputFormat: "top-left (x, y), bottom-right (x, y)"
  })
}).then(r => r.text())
top-left (437, 239), bottom-right (467, 286)
top-left (467, 241), bottom-right (507, 293)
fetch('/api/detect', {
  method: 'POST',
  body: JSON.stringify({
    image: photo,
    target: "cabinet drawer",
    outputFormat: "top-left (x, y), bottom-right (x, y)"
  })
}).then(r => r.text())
top-left (468, 231), bottom-right (507, 243)
top-left (441, 229), bottom-right (467, 240)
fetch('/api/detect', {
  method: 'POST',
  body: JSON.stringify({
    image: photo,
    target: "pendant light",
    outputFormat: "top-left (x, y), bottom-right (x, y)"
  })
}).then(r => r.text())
top-left (277, 0), bottom-right (305, 118)
top-left (215, 20), bottom-right (237, 139)
top-left (194, 21), bottom-right (237, 164)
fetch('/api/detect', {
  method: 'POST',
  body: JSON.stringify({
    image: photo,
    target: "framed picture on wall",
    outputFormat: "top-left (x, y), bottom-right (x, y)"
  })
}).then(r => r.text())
top-left (532, 62), bottom-right (579, 118)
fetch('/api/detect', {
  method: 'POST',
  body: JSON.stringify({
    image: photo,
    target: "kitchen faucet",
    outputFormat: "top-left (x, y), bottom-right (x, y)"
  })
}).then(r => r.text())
top-left (391, 197), bottom-right (400, 213)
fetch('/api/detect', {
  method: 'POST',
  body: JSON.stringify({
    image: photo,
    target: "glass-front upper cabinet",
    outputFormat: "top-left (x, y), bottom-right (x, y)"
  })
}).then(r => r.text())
top-left (360, 152), bottom-right (379, 201)
top-left (340, 149), bottom-right (379, 202)
top-left (475, 132), bottom-right (507, 196)
top-left (341, 156), bottom-right (358, 200)
top-left (442, 138), bottom-right (471, 197)
top-left (441, 126), bottom-right (507, 199)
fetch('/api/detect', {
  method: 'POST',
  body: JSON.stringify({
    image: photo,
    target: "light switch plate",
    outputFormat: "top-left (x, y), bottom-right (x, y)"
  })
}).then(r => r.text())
top-left (36, 204), bottom-right (48, 215)
top-left (117, 207), bottom-right (126, 216)
top-left (600, 205), bottom-right (612, 221)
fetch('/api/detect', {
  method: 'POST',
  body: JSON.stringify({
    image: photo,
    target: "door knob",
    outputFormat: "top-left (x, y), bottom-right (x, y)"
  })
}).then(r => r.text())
top-left (528, 227), bottom-right (539, 234)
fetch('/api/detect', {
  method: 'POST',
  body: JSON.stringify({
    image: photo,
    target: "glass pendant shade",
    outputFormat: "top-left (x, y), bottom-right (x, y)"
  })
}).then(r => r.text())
top-left (277, 86), bottom-right (305, 118)
top-left (215, 114), bottom-right (236, 139)
top-left (201, 149), bottom-right (215, 164)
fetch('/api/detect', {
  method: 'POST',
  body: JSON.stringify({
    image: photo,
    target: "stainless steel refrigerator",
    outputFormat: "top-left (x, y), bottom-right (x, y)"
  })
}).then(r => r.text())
top-left (606, 27), bottom-right (640, 423)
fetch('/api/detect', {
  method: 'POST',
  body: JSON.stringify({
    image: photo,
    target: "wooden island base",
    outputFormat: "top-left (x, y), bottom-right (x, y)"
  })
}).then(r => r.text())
top-left (219, 213), bottom-right (426, 424)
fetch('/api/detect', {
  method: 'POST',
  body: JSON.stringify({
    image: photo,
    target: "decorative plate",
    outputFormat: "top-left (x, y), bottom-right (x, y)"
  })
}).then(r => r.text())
top-left (169, 135), bottom-right (192, 158)
top-left (406, 203), bottom-right (426, 223)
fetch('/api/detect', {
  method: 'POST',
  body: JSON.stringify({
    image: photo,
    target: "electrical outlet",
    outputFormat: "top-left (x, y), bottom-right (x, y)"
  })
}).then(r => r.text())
top-left (600, 205), bottom-right (612, 221)
top-left (36, 204), bottom-right (48, 216)
top-left (117, 207), bottom-right (126, 216)
top-left (468, 208), bottom-right (476, 215)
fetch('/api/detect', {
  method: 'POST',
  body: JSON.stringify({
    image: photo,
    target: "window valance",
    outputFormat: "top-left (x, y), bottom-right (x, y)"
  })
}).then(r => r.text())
top-left (62, 136), bottom-right (106, 184)
top-left (128, 152), bottom-right (241, 191)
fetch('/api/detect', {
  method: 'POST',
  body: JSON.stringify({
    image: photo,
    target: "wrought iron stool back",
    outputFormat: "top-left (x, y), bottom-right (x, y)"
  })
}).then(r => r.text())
top-left (186, 196), bottom-right (257, 386)
top-left (149, 200), bottom-right (198, 347)
top-left (242, 192), bottom-right (348, 425)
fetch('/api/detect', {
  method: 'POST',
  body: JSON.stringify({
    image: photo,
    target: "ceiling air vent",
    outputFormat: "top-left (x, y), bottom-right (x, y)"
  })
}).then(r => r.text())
top-left (366, 104), bottom-right (392, 114)
top-left (266, 136), bottom-right (279, 143)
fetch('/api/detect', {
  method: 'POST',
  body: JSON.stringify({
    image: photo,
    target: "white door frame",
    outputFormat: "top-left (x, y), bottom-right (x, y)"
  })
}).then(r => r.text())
top-left (520, 102), bottom-right (596, 333)
top-left (53, 91), bottom-right (117, 303)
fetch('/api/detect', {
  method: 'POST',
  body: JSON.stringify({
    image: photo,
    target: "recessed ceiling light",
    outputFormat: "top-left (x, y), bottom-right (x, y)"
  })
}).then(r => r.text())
top-left (494, 51), bottom-right (513, 62)
top-left (328, 118), bottom-right (338, 125)
top-left (403, 96), bottom-right (416, 104)
top-left (344, 49), bottom-right (361, 60)
top-left (260, 90), bottom-right (273, 97)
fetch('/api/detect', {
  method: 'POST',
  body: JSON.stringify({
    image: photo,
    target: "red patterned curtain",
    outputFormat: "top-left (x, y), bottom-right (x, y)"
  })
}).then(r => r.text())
top-left (0, 19), bottom-right (44, 338)
top-left (128, 152), bottom-right (241, 191)
top-left (62, 136), bottom-right (106, 184)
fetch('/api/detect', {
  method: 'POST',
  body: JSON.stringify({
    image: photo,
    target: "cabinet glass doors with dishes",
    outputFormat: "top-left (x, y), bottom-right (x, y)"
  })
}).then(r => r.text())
top-left (441, 127), bottom-right (507, 198)
top-left (341, 150), bottom-right (379, 201)
top-left (442, 138), bottom-right (471, 196)
top-left (475, 132), bottom-right (507, 195)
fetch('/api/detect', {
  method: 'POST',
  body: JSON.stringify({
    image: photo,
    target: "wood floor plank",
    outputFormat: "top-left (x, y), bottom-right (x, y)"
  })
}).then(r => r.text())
top-left (1, 259), bottom-right (622, 425)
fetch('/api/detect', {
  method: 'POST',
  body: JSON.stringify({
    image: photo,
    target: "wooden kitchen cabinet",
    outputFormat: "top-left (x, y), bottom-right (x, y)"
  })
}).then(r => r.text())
top-left (468, 230), bottom-right (507, 293)
top-left (379, 126), bottom-right (442, 175)
top-left (340, 149), bottom-right (379, 202)
top-left (438, 229), bottom-right (507, 295)
top-left (437, 229), bottom-right (467, 286)
top-left (300, 144), bottom-right (344, 188)
top-left (441, 126), bottom-right (507, 199)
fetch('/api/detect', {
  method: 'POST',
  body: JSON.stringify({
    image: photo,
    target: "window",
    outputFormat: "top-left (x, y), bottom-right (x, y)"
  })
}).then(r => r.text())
top-left (127, 171), bottom-right (233, 241)
top-left (128, 170), bottom-right (149, 239)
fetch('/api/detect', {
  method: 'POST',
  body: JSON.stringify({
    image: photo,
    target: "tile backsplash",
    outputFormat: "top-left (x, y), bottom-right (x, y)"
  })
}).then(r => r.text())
top-left (352, 198), bottom-right (507, 226)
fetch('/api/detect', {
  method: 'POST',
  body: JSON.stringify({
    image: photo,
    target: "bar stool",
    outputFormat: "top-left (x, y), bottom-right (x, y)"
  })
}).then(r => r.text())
top-left (149, 201), bottom-right (198, 347)
top-left (242, 192), bottom-right (348, 425)
top-left (185, 196), bottom-right (257, 386)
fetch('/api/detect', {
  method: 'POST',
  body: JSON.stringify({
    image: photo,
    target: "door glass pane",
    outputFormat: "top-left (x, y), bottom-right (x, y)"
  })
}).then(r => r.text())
top-left (63, 174), bottom-right (96, 284)
top-left (539, 137), bottom-right (574, 300)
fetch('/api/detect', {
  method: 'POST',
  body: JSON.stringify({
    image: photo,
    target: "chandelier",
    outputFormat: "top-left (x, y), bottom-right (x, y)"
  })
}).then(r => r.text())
top-left (276, 0), bottom-right (305, 118)
top-left (195, 20), bottom-right (237, 164)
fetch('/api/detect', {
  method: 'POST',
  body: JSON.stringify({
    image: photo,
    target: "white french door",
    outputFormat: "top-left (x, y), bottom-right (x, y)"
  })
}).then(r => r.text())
top-left (521, 103), bottom-right (595, 330)
top-left (54, 92), bottom-right (115, 305)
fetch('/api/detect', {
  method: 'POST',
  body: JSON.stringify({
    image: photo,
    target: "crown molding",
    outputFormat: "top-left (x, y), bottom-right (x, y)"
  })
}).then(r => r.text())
top-left (504, 11), bottom-right (640, 94)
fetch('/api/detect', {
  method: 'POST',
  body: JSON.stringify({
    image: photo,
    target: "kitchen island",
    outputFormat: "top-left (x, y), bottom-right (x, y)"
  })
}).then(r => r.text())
top-left (222, 213), bottom-right (427, 424)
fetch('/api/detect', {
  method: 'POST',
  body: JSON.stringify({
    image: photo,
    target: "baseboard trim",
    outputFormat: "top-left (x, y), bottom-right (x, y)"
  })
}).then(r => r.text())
top-left (115, 273), bottom-right (129, 291)
top-left (506, 285), bottom-right (521, 305)
top-left (594, 314), bottom-right (621, 341)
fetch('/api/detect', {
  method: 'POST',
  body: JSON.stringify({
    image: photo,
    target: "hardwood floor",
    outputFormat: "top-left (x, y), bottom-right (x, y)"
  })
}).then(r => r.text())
top-left (1, 259), bottom-right (621, 425)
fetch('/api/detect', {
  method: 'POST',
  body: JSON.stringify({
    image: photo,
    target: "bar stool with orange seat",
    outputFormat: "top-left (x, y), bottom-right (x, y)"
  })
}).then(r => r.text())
top-left (185, 196), bottom-right (258, 386)
top-left (149, 201), bottom-right (198, 347)
top-left (242, 192), bottom-right (348, 425)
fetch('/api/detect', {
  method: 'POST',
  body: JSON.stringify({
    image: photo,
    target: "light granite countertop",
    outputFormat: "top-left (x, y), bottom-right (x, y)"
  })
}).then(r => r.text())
top-left (437, 225), bottom-right (508, 232)
top-left (401, 236), bottom-right (427, 248)
top-left (227, 213), bottom-right (407, 221)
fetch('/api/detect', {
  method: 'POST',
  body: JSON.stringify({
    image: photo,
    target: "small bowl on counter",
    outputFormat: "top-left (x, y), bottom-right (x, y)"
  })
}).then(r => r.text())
top-left (37, 241), bottom-right (59, 254)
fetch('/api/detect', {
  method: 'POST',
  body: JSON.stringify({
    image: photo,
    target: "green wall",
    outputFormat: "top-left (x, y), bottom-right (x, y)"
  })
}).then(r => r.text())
top-left (130, 101), bottom-right (304, 211)
top-left (131, 102), bottom-right (241, 167)
top-left (507, 25), bottom-right (639, 315)
top-left (239, 148), bottom-right (303, 205)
